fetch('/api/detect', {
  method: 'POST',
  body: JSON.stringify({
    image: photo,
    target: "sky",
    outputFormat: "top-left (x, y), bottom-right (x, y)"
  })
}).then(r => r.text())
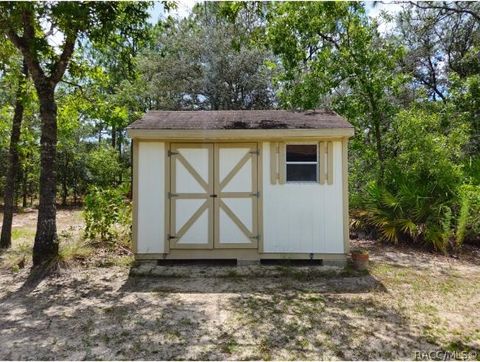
top-left (148, 0), bottom-right (199, 24)
top-left (148, 1), bottom-right (404, 32)
top-left (45, 1), bottom-right (404, 50)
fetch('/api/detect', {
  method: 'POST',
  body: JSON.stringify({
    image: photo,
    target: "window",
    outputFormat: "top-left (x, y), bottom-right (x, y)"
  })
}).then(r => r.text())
top-left (286, 144), bottom-right (318, 182)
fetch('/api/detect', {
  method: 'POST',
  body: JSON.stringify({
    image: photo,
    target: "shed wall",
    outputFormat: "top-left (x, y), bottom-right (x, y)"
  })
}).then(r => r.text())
top-left (134, 140), bottom-right (346, 256)
top-left (262, 141), bottom-right (345, 253)
top-left (137, 141), bottom-right (165, 254)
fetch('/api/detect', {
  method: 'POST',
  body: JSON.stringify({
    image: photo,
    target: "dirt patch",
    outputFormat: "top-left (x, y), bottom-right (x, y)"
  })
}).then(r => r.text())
top-left (1, 259), bottom-right (479, 360)
top-left (0, 212), bottom-right (479, 360)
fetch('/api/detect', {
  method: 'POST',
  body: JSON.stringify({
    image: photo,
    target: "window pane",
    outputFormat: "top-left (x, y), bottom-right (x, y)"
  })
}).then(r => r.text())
top-left (286, 144), bottom-right (317, 162)
top-left (287, 164), bottom-right (317, 182)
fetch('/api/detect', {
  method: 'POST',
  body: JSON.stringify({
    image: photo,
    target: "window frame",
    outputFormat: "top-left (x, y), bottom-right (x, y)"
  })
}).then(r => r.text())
top-left (285, 142), bottom-right (319, 183)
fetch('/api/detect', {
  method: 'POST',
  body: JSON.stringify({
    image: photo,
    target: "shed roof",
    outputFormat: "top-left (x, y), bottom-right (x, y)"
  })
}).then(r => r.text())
top-left (128, 109), bottom-right (353, 130)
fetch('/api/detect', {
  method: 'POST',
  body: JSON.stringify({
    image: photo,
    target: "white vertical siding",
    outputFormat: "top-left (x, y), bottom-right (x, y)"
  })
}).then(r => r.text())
top-left (262, 141), bottom-right (345, 254)
top-left (137, 142), bottom-right (165, 253)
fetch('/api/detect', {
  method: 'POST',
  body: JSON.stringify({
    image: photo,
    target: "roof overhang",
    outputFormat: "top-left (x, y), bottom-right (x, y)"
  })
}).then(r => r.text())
top-left (127, 128), bottom-right (355, 140)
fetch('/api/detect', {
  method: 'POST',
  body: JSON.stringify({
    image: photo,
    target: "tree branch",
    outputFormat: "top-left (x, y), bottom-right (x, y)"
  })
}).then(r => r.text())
top-left (407, 1), bottom-right (480, 22)
top-left (418, 77), bottom-right (446, 102)
top-left (5, 9), bottom-right (46, 84)
top-left (49, 32), bottom-right (77, 86)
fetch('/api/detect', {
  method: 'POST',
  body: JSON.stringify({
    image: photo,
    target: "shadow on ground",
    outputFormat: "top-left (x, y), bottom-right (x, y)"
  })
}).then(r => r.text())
top-left (120, 264), bottom-right (388, 294)
top-left (0, 265), bottom-right (440, 360)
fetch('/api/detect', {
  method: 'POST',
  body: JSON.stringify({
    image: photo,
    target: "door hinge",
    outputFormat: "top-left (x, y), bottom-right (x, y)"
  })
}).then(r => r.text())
top-left (250, 192), bottom-right (260, 198)
top-left (210, 194), bottom-right (218, 198)
top-left (168, 192), bottom-right (179, 199)
top-left (168, 150), bottom-right (179, 157)
top-left (249, 150), bottom-right (260, 155)
top-left (250, 234), bottom-right (261, 241)
top-left (168, 234), bottom-right (177, 240)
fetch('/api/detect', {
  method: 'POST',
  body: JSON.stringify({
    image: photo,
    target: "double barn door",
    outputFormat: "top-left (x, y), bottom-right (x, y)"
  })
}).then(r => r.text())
top-left (169, 143), bottom-right (259, 249)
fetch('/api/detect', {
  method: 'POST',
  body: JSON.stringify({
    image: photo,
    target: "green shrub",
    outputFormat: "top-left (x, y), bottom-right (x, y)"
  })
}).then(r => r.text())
top-left (351, 108), bottom-right (470, 252)
top-left (83, 186), bottom-right (132, 244)
top-left (456, 184), bottom-right (480, 246)
top-left (86, 145), bottom-right (122, 188)
top-left (352, 182), bottom-right (454, 252)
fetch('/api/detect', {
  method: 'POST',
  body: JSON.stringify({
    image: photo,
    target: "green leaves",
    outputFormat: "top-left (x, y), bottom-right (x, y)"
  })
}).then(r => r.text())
top-left (137, 5), bottom-right (277, 110)
top-left (352, 107), bottom-right (472, 251)
top-left (84, 186), bottom-right (131, 242)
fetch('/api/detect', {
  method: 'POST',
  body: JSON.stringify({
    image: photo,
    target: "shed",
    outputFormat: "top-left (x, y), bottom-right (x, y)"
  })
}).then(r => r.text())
top-left (127, 109), bottom-right (354, 265)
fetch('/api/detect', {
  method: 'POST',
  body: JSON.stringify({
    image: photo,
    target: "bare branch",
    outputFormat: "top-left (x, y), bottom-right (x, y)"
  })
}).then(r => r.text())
top-left (60, 79), bottom-right (95, 102)
top-left (406, 1), bottom-right (480, 22)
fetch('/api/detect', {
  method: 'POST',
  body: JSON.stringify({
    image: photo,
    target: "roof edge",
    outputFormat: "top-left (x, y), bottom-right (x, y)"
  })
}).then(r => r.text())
top-left (127, 128), bottom-right (355, 140)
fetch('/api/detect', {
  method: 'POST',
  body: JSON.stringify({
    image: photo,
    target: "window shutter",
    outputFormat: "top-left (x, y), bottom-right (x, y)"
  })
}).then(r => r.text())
top-left (319, 141), bottom-right (334, 185)
top-left (327, 141), bottom-right (334, 185)
top-left (270, 142), bottom-right (279, 184)
top-left (319, 141), bottom-right (326, 184)
top-left (278, 142), bottom-right (286, 184)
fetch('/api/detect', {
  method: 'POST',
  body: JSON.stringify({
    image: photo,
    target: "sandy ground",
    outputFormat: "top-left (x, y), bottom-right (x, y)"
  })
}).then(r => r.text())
top-left (0, 210), bottom-right (479, 360)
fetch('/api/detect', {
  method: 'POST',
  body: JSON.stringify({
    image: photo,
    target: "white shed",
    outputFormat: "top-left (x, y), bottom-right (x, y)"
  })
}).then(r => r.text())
top-left (127, 109), bottom-right (354, 265)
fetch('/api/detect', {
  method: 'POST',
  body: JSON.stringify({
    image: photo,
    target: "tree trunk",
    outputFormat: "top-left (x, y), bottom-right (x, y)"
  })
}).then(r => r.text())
top-left (0, 61), bottom-right (28, 249)
top-left (22, 166), bottom-right (28, 208)
top-left (62, 156), bottom-right (69, 206)
top-left (118, 130), bottom-right (123, 184)
top-left (33, 84), bottom-right (59, 266)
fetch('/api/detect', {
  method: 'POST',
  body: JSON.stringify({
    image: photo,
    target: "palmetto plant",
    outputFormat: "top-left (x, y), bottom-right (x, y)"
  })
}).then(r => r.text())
top-left (352, 182), bottom-right (453, 252)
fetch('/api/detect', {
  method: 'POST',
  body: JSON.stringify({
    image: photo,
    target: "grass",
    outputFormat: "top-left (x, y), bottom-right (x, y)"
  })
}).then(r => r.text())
top-left (0, 226), bottom-right (95, 270)
top-left (11, 228), bottom-right (36, 240)
top-left (0, 216), bottom-right (132, 270)
top-left (58, 238), bottom-right (94, 265)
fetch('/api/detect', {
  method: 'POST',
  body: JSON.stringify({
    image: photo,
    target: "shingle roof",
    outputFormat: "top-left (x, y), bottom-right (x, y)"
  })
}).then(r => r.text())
top-left (128, 109), bottom-right (353, 130)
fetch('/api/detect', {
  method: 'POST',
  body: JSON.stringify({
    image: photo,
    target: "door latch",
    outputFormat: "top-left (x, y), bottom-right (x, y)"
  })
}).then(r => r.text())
top-left (210, 194), bottom-right (218, 198)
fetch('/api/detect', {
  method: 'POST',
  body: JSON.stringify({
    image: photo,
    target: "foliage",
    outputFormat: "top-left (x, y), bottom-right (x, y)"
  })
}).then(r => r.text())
top-left (83, 186), bottom-right (132, 243)
top-left (265, 2), bottom-right (407, 182)
top-left (456, 185), bottom-right (480, 245)
top-left (353, 182), bottom-right (453, 252)
top-left (396, 2), bottom-right (480, 154)
top-left (385, 108), bottom-right (467, 198)
top-left (137, 4), bottom-right (277, 110)
top-left (85, 145), bottom-right (122, 189)
top-left (352, 108), bottom-right (469, 252)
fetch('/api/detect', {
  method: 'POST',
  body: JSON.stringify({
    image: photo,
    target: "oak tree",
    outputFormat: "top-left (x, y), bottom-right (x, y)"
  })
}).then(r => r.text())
top-left (0, 2), bottom-right (151, 267)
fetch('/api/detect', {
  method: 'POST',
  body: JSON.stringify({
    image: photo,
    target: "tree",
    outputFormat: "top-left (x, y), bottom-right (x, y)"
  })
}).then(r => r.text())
top-left (0, 42), bottom-right (28, 249)
top-left (265, 2), bottom-right (405, 183)
top-left (0, 2), bottom-right (151, 267)
top-left (396, 1), bottom-right (480, 154)
top-left (138, 4), bottom-right (277, 110)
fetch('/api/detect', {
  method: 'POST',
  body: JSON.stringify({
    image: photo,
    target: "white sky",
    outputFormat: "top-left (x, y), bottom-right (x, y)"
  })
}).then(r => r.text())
top-left (148, 0), bottom-right (199, 24)
top-left (364, 1), bottom-right (404, 33)
top-left (149, 1), bottom-right (404, 32)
